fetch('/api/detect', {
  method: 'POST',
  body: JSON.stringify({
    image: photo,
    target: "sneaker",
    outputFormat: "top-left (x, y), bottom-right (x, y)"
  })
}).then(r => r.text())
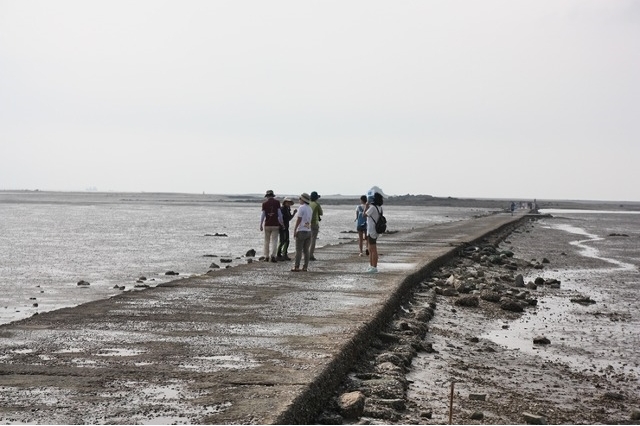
top-left (359, 252), bottom-right (364, 257)
top-left (365, 249), bottom-right (369, 256)
top-left (276, 255), bottom-right (285, 261)
top-left (365, 266), bottom-right (378, 274)
top-left (284, 256), bottom-right (292, 261)
top-left (310, 256), bottom-right (317, 261)
top-left (270, 256), bottom-right (277, 263)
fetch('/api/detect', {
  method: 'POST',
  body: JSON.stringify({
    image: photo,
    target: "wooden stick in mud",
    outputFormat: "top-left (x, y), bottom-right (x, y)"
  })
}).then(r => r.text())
top-left (449, 381), bottom-right (454, 424)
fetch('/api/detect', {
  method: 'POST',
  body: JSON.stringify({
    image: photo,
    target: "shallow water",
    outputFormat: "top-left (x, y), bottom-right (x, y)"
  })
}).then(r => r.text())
top-left (0, 191), bottom-right (492, 325)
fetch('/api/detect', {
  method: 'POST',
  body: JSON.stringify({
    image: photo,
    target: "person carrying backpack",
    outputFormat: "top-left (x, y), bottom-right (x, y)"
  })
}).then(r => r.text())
top-left (364, 190), bottom-right (386, 273)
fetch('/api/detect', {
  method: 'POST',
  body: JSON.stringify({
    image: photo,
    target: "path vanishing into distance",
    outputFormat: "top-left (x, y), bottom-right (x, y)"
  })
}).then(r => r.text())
top-left (0, 211), bottom-right (528, 424)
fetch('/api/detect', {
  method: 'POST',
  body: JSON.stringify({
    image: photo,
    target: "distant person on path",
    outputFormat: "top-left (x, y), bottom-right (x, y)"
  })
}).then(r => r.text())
top-left (260, 190), bottom-right (284, 263)
top-left (276, 197), bottom-right (297, 261)
top-left (510, 201), bottom-right (516, 216)
top-left (291, 193), bottom-right (313, 272)
top-left (364, 191), bottom-right (385, 273)
top-left (309, 191), bottom-right (323, 261)
top-left (355, 195), bottom-right (368, 257)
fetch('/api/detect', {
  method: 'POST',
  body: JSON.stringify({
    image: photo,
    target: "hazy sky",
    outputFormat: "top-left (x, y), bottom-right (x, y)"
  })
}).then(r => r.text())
top-left (1, 1), bottom-right (639, 201)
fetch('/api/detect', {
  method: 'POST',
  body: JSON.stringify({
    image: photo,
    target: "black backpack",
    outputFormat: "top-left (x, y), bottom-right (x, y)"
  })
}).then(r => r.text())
top-left (372, 205), bottom-right (387, 234)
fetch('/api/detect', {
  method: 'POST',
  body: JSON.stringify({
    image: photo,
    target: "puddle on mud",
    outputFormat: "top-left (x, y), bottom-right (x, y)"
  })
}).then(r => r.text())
top-left (181, 354), bottom-right (261, 372)
top-left (54, 348), bottom-right (84, 354)
top-left (10, 349), bottom-right (34, 354)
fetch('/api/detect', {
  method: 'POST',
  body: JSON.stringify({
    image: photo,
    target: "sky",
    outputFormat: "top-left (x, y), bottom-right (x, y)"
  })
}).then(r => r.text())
top-left (1, 1), bottom-right (639, 201)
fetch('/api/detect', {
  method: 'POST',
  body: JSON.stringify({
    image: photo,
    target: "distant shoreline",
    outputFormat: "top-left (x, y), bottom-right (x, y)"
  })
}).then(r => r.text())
top-left (1, 189), bottom-right (639, 211)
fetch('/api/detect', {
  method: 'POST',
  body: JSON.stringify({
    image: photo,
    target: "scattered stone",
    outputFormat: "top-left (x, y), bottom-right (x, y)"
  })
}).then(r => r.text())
top-left (470, 411), bottom-right (484, 420)
top-left (469, 393), bottom-right (487, 401)
top-left (455, 296), bottom-right (479, 308)
top-left (480, 292), bottom-right (501, 303)
top-left (501, 300), bottom-right (524, 312)
top-left (526, 281), bottom-right (538, 290)
top-left (522, 412), bottom-right (546, 424)
top-left (165, 271), bottom-right (179, 276)
top-left (533, 336), bottom-right (551, 345)
top-left (570, 296), bottom-right (596, 305)
top-left (534, 277), bottom-right (545, 285)
top-left (630, 409), bottom-right (640, 421)
top-left (77, 280), bottom-right (90, 286)
top-left (609, 233), bottom-right (629, 237)
top-left (603, 391), bottom-right (625, 401)
top-left (209, 262), bottom-right (220, 269)
top-left (245, 249), bottom-right (256, 257)
top-left (204, 232), bottom-right (228, 237)
top-left (514, 274), bottom-right (525, 287)
top-left (542, 258), bottom-right (550, 263)
top-left (420, 410), bottom-right (433, 419)
top-left (220, 258), bottom-right (233, 263)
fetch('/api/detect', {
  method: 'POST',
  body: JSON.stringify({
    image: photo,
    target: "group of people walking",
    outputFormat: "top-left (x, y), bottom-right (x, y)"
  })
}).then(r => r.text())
top-left (260, 187), bottom-right (385, 274)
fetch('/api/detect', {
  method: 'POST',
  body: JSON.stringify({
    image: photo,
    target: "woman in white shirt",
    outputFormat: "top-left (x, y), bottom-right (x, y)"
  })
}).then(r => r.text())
top-left (291, 193), bottom-right (313, 272)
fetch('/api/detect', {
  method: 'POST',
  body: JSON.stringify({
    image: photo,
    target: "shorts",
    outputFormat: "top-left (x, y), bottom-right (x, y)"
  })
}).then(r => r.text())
top-left (367, 235), bottom-right (377, 245)
top-left (357, 224), bottom-right (367, 232)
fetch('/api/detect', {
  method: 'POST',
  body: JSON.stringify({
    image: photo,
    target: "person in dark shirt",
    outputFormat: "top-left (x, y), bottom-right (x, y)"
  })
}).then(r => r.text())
top-left (277, 197), bottom-right (297, 261)
top-left (260, 190), bottom-right (284, 262)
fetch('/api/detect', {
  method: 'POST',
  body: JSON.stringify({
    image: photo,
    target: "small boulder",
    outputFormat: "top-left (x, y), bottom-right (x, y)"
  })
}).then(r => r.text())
top-left (337, 391), bottom-right (365, 420)
top-left (514, 274), bottom-right (525, 287)
top-left (246, 249), bottom-right (256, 257)
top-left (77, 280), bottom-right (90, 286)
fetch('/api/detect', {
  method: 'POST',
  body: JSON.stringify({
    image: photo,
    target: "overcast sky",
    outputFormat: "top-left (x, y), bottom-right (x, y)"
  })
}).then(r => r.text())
top-left (1, 1), bottom-right (638, 201)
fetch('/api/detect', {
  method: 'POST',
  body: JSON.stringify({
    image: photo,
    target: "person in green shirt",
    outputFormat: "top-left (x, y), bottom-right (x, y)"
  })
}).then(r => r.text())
top-left (309, 191), bottom-right (323, 261)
